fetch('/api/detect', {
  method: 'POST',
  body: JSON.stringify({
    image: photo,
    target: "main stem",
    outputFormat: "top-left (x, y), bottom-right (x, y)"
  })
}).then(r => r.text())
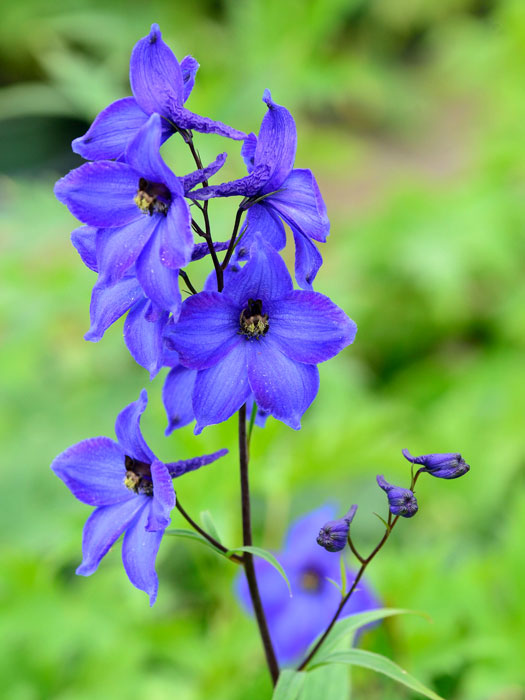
top-left (238, 405), bottom-right (280, 685)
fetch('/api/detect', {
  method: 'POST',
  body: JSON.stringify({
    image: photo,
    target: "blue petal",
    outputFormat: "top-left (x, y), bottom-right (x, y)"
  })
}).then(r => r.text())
top-left (180, 55), bottom-right (199, 102)
top-left (189, 164), bottom-right (270, 200)
top-left (255, 90), bottom-right (297, 193)
top-left (115, 390), bottom-right (156, 464)
top-left (234, 203), bottom-right (286, 260)
top-left (85, 276), bottom-right (144, 342)
top-left (159, 195), bottom-right (193, 269)
top-left (55, 161), bottom-right (140, 228)
top-left (130, 23), bottom-right (184, 115)
top-left (241, 132), bottom-right (257, 173)
top-left (71, 226), bottom-right (98, 272)
top-left (167, 104), bottom-right (246, 140)
top-left (224, 235), bottom-right (292, 306)
top-left (291, 228), bottom-right (323, 290)
top-left (76, 496), bottom-right (147, 576)
top-left (191, 239), bottom-right (229, 262)
top-left (246, 338), bottom-right (319, 430)
top-left (267, 291), bottom-right (357, 364)
top-left (268, 168), bottom-right (329, 242)
top-left (136, 227), bottom-right (183, 316)
top-left (96, 216), bottom-right (158, 286)
top-left (180, 152), bottom-right (227, 194)
top-left (146, 460), bottom-right (175, 532)
top-left (124, 298), bottom-right (169, 378)
top-left (122, 502), bottom-right (164, 605)
top-left (166, 448), bottom-right (228, 477)
top-left (72, 97), bottom-right (149, 161)
top-left (166, 292), bottom-right (240, 370)
top-left (162, 363), bottom-right (197, 433)
top-left (51, 437), bottom-right (129, 506)
top-left (193, 343), bottom-right (251, 433)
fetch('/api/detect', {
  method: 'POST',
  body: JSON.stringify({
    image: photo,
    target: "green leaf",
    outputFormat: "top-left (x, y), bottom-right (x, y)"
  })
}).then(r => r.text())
top-left (164, 528), bottom-right (227, 557)
top-left (325, 577), bottom-right (343, 595)
top-left (227, 546), bottom-right (292, 596)
top-left (200, 510), bottom-right (223, 544)
top-left (272, 670), bottom-right (306, 700)
top-left (340, 555), bottom-right (348, 596)
top-left (306, 608), bottom-right (428, 664)
top-left (310, 649), bottom-right (445, 700)
top-left (300, 664), bottom-right (350, 700)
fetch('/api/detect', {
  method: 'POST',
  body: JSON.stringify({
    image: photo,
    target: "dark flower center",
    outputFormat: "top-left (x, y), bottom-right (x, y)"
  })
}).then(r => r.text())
top-left (300, 569), bottom-right (322, 593)
top-left (239, 298), bottom-right (269, 338)
top-left (124, 455), bottom-right (153, 496)
top-left (134, 177), bottom-right (171, 216)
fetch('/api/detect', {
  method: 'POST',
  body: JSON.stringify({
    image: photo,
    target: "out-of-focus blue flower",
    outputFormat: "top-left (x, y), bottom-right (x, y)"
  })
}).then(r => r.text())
top-left (376, 475), bottom-right (418, 518)
top-left (72, 23), bottom-right (245, 161)
top-left (56, 114), bottom-right (227, 313)
top-left (51, 391), bottom-right (227, 605)
top-left (236, 506), bottom-right (380, 664)
top-left (190, 90), bottom-right (329, 289)
top-left (165, 237), bottom-right (356, 432)
top-left (316, 505), bottom-right (358, 552)
top-left (402, 449), bottom-right (470, 479)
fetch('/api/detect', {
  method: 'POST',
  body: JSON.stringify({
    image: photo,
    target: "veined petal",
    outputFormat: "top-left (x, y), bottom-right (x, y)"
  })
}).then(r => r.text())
top-left (123, 298), bottom-right (169, 379)
top-left (180, 152), bottom-right (227, 194)
top-left (267, 168), bottom-right (330, 242)
top-left (189, 164), bottom-right (270, 200)
top-left (55, 161), bottom-right (140, 228)
top-left (193, 343), bottom-right (251, 433)
top-left (266, 291), bottom-right (357, 364)
top-left (235, 203), bottom-right (286, 260)
top-left (159, 196), bottom-right (193, 269)
top-left (224, 235), bottom-right (292, 306)
top-left (71, 226), bottom-right (98, 272)
top-left (115, 390), bottom-right (156, 464)
top-left (163, 364), bottom-right (197, 433)
top-left (180, 55), bottom-right (199, 102)
top-left (85, 276), bottom-right (143, 342)
top-left (168, 104), bottom-right (246, 140)
top-left (122, 503), bottom-right (164, 605)
top-left (130, 23), bottom-right (184, 115)
top-left (255, 89), bottom-right (297, 193)
top-left (246, 338), bottom-right (319, 430)
top-left (291, 228), bottom-right (323, 290)
top-left (51, 437), bottom-right (129, 506)
top-left (136, 227), bottom-right (183, 316)
top-left (96, 216), bottom-right (158, 286)
top-left (241, 132), bottom-right (257, 173)
top-left (76, 496), bottom-right (147, 576)
top-left (126, 113), bottom-right (182, 194)
top-left (166, 448), bottom-right (228, 477)
top-left (146, 460), bottom-right (175, 532)
top-left (72, 97), bottom-right (149, 161)
top-left (166, 292), bottom-right (240, 370)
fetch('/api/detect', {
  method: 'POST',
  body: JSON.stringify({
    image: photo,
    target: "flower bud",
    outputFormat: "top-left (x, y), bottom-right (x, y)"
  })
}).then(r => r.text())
top-left (316, 505), bottom-right (358, 552)
top-left (402, 449), bottom-right (470, 479)
top-left (376, 475), bottom-right (418, 518)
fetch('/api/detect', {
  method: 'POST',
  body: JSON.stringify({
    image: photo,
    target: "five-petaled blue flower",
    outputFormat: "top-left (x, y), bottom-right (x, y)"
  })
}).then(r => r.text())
top-left (72, 23), bottom-right (246, 162)
top-left (317, 504), bottom-right (358, 552)
top-left (51, 390), bottom-right (227, 605)
top-left (190, 90), bottom-right (329, 289)
top-left (377, 475), bottom-right (418, 518)
top-left (402, 449), bottom-right (470, 479)
top-left (236, 506), bottom-right (380, 664)
top-left (165, 236), bottom-right (357, 433)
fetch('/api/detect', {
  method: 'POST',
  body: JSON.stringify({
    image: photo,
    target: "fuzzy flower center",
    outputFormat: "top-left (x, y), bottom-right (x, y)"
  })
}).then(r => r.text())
top-left (124, 455), bottom-right (153, 495)
top-left (134, 177), bottom-right (171, 216)
top-left (300, 569), bottom-right (322, 592)
top-left (239, 298), bottom-right (269, 338)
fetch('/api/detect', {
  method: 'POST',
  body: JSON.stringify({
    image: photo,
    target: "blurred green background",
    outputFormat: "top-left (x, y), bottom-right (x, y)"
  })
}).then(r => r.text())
top-left (1, 1), bottom-right (524, 698)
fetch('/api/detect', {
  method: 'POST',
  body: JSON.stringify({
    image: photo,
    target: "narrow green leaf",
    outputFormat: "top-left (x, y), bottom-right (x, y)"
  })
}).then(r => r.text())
top-left (227, 546), bottom-right (292, 596)
top-left (310, 649), bottom-right (445, 700)
top-left (305, 608), bottom-right (428, 665)
top-left (164, 528), bottom-right (227, 557)
top-left (373, 512), bottom-right (389, 528)
top-left (339, 555), bottom-right (347, 596)
top-left (200, 510), bottom-right (223, 544)
top-left (272, 670), bottom-right (306, 700)
top-left (300, 664), bottom-right (350, 700)
top-left (325, 577), bottom-right (343, 595)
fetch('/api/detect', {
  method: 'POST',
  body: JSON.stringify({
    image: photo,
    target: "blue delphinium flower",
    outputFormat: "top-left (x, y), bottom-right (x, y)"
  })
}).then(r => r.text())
top-left (376, 475), bottom-right (418, 518)
top-left (316, 505), bottom-right (358, 552)
top-left (190, 90), bottom-right (329, 289)
top-left (72, 23), bottom-right (246, 162)
top-left (236, 506), bottom-right (380, 664)
top-left (51, 390), bottom-right (227, 604)
top-left (402, 449), bottom-right (470, 479)
top-left (165, 236), bottom-right (357, 433)
top-left (56, 114), bottom-right (226, 313)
